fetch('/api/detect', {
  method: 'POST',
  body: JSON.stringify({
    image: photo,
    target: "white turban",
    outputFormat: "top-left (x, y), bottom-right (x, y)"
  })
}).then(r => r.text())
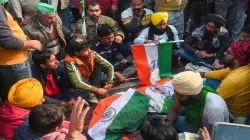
top-left (172, 71), bottom-right (203, 95)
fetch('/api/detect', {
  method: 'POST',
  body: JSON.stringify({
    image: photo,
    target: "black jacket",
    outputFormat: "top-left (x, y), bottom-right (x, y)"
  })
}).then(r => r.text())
top-left (31, 61), bottom-right (73, 92)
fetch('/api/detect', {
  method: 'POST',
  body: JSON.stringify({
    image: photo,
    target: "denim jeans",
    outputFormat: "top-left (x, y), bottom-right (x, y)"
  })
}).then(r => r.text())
top-left (44, 88), bottom-right (90, 104)
top-left (156, 9), bottom-right (184, 39)
top-left (203, 79), bottom-right (221, 90)
top-left (0, 61), bottom-right (32, 101)
top-left (215, 0), bottom-right (246, 41)
top-left (189, 1), bottom-right (207, 32)
top-left (174, 116), bottom-right (197, 133)
top-left (180, 48), bottom-right (214, 64)
top-left (125, 41), bottom-right (134, 52)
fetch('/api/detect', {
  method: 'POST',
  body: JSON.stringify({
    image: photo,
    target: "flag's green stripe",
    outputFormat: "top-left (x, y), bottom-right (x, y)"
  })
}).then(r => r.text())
top-left (105, 91), bottom-right (149, 140)
top-left (161, 94), bottom-right (175, 114)
top-left (158, 42), bottom-right (173, 78)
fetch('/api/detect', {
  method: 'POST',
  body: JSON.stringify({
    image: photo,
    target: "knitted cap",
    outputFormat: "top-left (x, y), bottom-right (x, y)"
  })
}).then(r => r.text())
top-left (37, 2), bottom-right (56, 14)
top-left (68, 38), bottom-right (90, 56)
top-left (0, 0), bottom-right (8, 4)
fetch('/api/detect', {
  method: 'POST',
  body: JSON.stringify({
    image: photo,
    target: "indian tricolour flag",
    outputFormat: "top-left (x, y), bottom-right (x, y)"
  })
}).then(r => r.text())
top-left (88, 88), bottom-right (149, 140)
top-left (136, 78), bottom-right (175, 114)
top-left (132, 42), bottom-right (173, 86)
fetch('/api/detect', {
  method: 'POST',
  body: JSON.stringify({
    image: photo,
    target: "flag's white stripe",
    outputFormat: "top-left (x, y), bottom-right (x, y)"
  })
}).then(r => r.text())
top-left (145, 80), bottom-right (174, 113)
top-left (88, 88), bottom-right (136, 140)
top-left (144, 44), bottom-right (160, 85)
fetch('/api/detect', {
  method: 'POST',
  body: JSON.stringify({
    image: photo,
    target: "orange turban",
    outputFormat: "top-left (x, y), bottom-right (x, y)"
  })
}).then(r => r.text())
top-left (8, 78), bottom-right (43, 108)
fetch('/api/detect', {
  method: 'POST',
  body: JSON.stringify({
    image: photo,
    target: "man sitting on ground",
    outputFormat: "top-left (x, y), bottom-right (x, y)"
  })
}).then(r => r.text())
top-left (64, 38), bottom-right (114, 103)
top-left (91, 24), bottom-right (136, 83)
top-left (181, 14), bottom-right (231, 70)
top-left (134, 12), bottom-right (180, 68)
top-left (167, 71), bottom-right (229, 133)
top-left (240, 25), bottom-right (250, 41)
top-left (32, 50), bottom-right (89, 104)
top-left (0, 78), bottom-right (45, 140)
top-left (200, 41), bottom-right (250, 124)
top-left (140, 115), bottom-right (211, 140)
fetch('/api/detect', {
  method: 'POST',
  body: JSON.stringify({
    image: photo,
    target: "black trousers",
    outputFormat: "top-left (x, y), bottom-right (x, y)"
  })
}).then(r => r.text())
top-left (189, 1), bottom-right (207, 32)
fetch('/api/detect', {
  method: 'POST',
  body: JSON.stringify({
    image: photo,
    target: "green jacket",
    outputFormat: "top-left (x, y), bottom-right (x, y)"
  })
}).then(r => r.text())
top-left (22, 14), bottom-right (72, 49)
top-left (76, 15), bottom-right (125, 42)
top-left (64, 51), bottom-right (114, 92)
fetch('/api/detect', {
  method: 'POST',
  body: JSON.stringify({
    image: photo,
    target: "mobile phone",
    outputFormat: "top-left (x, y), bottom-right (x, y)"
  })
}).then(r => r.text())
top-left (211, 122), bottom-right (250, 140)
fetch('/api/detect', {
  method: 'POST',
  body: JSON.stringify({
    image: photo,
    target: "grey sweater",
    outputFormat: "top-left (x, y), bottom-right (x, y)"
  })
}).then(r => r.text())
top-left (0, 6), bottom-right (24, 49)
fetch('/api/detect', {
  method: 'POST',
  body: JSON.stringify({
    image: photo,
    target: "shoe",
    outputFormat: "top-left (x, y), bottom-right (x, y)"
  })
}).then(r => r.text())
top-left (87, 93), bottom-right (99, 104)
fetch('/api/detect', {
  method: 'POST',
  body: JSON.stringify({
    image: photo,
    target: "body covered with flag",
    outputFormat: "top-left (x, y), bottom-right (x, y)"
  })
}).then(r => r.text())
top-left (87, 78), bottom-right (175, 140)
top-left (132, 42), bottom-right (173, 86)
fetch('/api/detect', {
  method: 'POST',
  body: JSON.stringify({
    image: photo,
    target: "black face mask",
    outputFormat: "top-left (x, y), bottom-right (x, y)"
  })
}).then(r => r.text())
top-left (132, 8), bottom-right (142, 12)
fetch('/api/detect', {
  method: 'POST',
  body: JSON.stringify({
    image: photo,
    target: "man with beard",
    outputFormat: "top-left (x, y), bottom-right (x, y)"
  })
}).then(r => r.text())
top-left (64, 38), bottom-right (114, 103)
top-left (200, 41), bottom-right (250, 124)
top-left (121, 0), bottom-right (153, 51)
top-left (181, 14), bottom-right (231, 70)
top-left (167, 71), bottom-right (229, 133)
top-left (75, 1), bottom-right (124, 43)
top-left (134, 12), bottom-right (180, 68)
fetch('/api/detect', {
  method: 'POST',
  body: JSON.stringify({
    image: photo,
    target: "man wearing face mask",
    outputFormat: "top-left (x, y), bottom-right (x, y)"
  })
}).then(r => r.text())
top-left (121, 0), bottom-right (153, 51)
top-left (181, 14), bottom-right (232, 70)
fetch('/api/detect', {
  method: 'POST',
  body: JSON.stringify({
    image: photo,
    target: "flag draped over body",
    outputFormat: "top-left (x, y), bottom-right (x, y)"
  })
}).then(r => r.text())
top-left (132, 42), bottom-right (173, 86)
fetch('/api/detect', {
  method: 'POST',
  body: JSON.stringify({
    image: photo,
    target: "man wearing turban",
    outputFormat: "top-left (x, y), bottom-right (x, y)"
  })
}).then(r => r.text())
top-left (201, 41), bottom-right (250, 124)
top-left (167, 71), bottom-right (229, 133)
top-left (0, 78), bottom-right (45, 140)
top-left (181, 14), bottom-right (232, 70)
top-left (134, 12), bottom-right (181, 68)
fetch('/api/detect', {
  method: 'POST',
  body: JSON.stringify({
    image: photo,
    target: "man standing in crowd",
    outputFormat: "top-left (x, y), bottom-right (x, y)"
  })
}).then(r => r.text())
top-left (134, 12), bottom-right (180, 68)
top-left (0, 0), bottom-right (42, 102)
top-left (201, 41), bottom-right (250, 124)
top-left (64, 38), bottom-right (114, 103)
top-left (181, 14), bottom-right (231, 70)
top-left (22, 2), bottom-right (84, 61)
top-left (76, 1), bottom-right (124, 43)
top-left (167, 71), bottom-right (229, 133)
top-left (7, 0), bottom-right (40, 26)
top-left (154, 0), bottom-right (187, 39)
top-left (121, 0), bottom-right (153, 51)
top-left (91, 24), bottom-right (135, 83)
top-left (214, 0), bottom-right (247, 41)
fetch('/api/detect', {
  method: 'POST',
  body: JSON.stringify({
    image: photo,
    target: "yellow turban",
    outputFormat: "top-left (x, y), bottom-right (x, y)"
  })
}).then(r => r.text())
top-left (151, 12), bottom-right (168, 26)
top-left (172, 71), bottom-right (203, 95)
top-left (8, 78), bottom-right (43, 108)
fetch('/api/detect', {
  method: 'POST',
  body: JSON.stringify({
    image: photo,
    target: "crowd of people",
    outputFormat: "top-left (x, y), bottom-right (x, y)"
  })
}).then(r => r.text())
top-left (0, 0), bottom-right (250, 139)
